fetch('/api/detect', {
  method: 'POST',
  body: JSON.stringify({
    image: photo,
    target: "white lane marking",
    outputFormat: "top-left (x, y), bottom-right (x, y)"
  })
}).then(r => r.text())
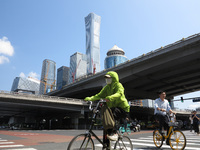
top-left (0, 145), bottom-right (24, 148)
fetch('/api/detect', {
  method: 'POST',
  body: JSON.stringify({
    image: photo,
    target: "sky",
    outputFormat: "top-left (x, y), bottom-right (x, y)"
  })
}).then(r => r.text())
top-left (1, 0), bottom-right (200, 110)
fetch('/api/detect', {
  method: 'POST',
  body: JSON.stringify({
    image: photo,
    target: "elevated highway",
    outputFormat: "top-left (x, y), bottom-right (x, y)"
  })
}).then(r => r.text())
top-left (0, 91), bottom-right (87, 119)
top-left (49, 33), bottom-right (200, 100)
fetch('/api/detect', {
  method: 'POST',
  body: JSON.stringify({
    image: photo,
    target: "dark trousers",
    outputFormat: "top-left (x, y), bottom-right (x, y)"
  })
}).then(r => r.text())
top-left (155, 114), bottom-right (169, 131)
top-left (107, 107), bottom-right (128, 134)
top-left (193, 122), bottom-right (199, 133)
top-left (155, 114), bottom-right (170, 143)
top-left (190, 123), bottom-right (193, 131)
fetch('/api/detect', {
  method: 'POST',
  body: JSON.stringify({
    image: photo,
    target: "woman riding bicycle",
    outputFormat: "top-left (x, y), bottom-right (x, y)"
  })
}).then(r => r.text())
top-left (84, 71), bottom-right (130, 141)
top-left (154, 90), bottom-right (176, 145)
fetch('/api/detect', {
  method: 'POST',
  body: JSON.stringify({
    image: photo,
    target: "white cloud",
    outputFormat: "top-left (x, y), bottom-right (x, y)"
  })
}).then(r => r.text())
top-left (19, 72), bottom-right (40, 84)
top-left (0, 55), bottom-right (9, 64)
top-left (0, 37), bottom-right (14, 65)
top-left (0, 37), bottom-right (14, 56)
top-left (28, 71), bottom-right (40, 79)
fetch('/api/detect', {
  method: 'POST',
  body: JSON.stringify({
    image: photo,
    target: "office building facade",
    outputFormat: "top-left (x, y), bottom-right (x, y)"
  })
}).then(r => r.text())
top-left (39, 59), bottom-right (56, 94)
top-left (11, 77), bottom-right (40, 94)
top-left (85, 13), bottom-right (101, 75)
top-left (104, 45), bottom-right (128, 69)
top-left (69, 52), bottom-right (87, 83)
top-left (57, 66), bottom-right (69, 90)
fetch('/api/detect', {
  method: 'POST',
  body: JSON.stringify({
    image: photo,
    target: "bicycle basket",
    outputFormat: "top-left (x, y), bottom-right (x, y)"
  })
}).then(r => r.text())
top-left (168, 120), bottom-right (183, 127)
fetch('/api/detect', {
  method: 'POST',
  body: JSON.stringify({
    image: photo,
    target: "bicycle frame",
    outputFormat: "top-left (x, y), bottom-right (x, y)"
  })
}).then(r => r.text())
top-left (86, 100), bottom-right (110, 148)
top-left (162, 125), bottom-right (174, 139)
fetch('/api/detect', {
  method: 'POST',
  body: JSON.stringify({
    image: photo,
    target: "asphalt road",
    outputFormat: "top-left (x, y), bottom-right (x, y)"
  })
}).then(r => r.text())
top-left (0, 129), bottom-right (199, 150)
top-left (0, 129), bottom-right (151, 150)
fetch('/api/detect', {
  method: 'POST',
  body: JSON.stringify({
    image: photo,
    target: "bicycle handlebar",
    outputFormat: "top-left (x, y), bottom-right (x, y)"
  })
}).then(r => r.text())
top-left (87, 99), bottom-right (106, 111)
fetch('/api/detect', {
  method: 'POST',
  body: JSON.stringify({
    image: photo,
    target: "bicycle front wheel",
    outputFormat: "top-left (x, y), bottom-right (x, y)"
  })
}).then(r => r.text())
top-left (67, 134), bottom-right (94, 150)
top-left (153, 129), bottom-right (163, 148)
top-left (113, 136), bottom-right (133, 150)
top-left (169, 130), bottom-right (186, 150)
top-left (119, 127), bottom-right (124, 135)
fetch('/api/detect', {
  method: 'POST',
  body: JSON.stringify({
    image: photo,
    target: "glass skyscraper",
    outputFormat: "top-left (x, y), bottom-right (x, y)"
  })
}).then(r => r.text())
top-left (56, 66), bottom-right (69, 90)
top-left (104, 45), bottom-right (128, 69)
top-left (69, 52), bottom-right (87, 84)
top-left (11, 77), bottom-right (40, 94)
top-left (85, 13), bottom-right (101, 75)
top-left (39, 59), bottom-right (56, 94)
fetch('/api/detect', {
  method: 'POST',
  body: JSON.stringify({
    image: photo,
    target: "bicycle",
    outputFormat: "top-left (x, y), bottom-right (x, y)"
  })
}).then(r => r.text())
top-left (153, 112), bottom-right (186, 150)
top-left (119, 123), bottom-right (131, 135)
top-left (67, 99), bottom-right (133, 150)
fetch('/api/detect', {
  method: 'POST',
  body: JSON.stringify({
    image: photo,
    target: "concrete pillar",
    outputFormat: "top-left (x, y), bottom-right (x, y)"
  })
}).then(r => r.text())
top-left (71, 118), bottom-right (79, 129)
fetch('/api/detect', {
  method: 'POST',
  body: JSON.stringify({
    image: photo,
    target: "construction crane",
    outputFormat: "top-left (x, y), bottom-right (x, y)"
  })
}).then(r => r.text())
top-left (91, 58), bottom-right (96, 75)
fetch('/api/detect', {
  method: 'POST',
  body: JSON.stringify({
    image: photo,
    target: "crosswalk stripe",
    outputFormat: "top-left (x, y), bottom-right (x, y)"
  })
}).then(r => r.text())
top-left (0, 140), bottom-right (7, 141)
top-left (6, 148), bottom-right (37, 150)
top-left (0, 145), bottom-right (24, 148)
top-left (131, 142), bottom-right (199, 150)
top-left (186, 139), bottom-right (200, 143)
top-left (131, 139), bottom-right (153, 142)
top-left (0, 142), bottom-right (14, 144)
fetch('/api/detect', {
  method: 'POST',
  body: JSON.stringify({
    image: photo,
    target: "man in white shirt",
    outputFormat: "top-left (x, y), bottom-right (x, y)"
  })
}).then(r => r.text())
top-left (154, 90), bottom-right (175, 145)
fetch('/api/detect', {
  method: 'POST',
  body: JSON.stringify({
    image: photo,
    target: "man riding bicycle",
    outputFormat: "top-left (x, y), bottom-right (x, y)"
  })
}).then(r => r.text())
top-left (154, 90), bottom-right (176, 145)
top-left (84, 71), bottom-right (130, 141)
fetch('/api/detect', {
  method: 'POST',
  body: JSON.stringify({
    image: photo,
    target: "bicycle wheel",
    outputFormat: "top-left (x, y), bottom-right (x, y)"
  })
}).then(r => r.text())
top-left (126, 127), bottom-right (131, 135)
top-left (169, 130), bottom-right (186, 150)
top-left (67, 134), bottom-right (94, 150)
top-left (113, 135), bottom-right (133, 150)
top-left (153, 129), bottom-right (163, 148)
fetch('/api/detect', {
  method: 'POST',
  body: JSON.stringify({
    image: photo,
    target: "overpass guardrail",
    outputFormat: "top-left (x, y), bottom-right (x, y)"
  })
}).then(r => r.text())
top-left (0, 90), bottom-right (85, 105)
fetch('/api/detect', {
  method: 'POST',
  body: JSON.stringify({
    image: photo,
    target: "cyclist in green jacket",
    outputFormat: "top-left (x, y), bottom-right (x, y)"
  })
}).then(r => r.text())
top-left (85, 71), bottom-right (130, 141)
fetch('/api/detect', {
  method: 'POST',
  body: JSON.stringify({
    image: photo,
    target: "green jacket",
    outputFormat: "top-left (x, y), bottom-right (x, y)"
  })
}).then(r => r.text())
top-left (84, 71), bottom-right (130, 112)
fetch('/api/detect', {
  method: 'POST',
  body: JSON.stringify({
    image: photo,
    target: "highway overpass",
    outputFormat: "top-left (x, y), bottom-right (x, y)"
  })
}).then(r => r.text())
top-left (0, 91), bottom-right (87, 117)
top-left (49, 33), bottom-right (200, 100)
top-left (0, 91), bottom-right (89, 129)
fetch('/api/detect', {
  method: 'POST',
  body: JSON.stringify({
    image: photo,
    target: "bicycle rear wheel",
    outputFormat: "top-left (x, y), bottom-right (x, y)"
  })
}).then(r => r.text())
top-left (67, 134), bottom-right (94, 150)
top-left (113, 135), bottom-right (133, 150)
top-left (169, 130), bottom-right (186, 150)
top-left (153, 129), bottom-right (163, 148)
top-left (126, 127), bottom-right (131, 135)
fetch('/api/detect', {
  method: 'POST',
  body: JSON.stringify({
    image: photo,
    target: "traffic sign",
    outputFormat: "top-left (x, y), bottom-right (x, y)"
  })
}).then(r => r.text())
top-left (192, 98), bottom-right (200, 102)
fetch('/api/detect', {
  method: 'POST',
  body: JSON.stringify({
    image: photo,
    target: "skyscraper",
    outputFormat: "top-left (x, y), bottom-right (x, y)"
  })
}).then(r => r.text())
top-left (39, 59), bottom-right (56, 94)
top-left (85, 13), bottom-right (101, 75)
top-left (104, 45), bottom-right (128, 69)
top-left (11, 77), bottom-right (40, 94)
top-left (69, 52), bottom-right (87, 84)
top-left (57, 66), bottom-right (69, 90)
